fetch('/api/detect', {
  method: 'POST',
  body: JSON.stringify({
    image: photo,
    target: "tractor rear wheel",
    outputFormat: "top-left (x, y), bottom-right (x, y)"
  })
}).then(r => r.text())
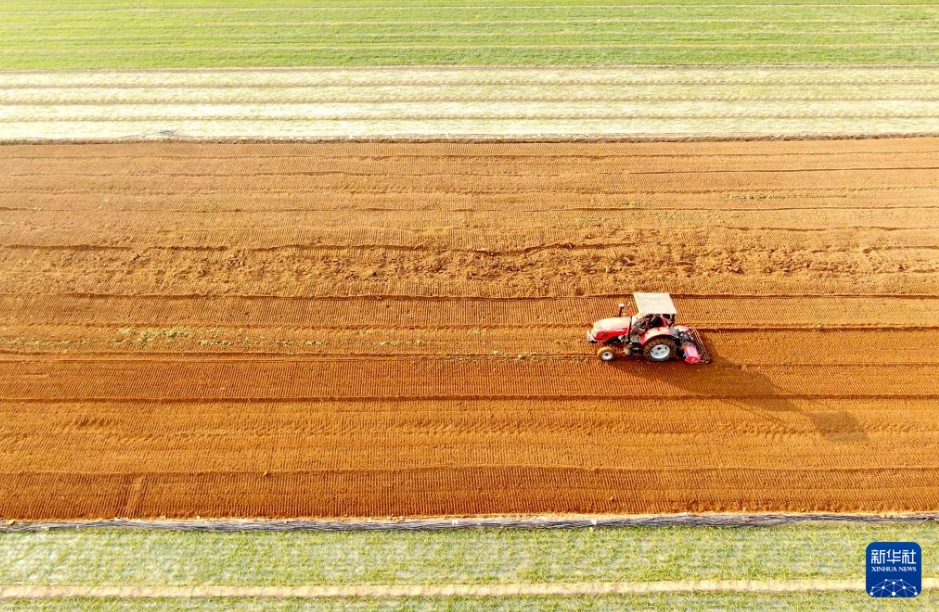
top-left (597, 346), bottom-right (618, 362)
top-left (643, 337), bottom-right (677, 362)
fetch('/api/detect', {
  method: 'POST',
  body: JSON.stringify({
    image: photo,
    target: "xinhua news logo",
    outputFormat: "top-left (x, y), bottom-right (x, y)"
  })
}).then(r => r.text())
top-left (867, 542), bottom-right (921, 598)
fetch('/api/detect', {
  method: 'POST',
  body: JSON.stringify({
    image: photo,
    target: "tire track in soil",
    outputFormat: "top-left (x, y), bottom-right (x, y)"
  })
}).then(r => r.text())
top-left (2, 327), bottom-right (938, 366)
top-left (4, 190), bottom-right (938, 213)
top-left (2, 138), bottom-right (935, 159)
top-left (3, 401), bottom-right (938, 473)
top-left (4, 395), bottom-right (938, 518)
top-left (4, 468), bottom-right (939, 519)
top-left (3, 295), bottom-right (938, 329)
top-left (1, 359), bottom-right (937, 401)
top-left (5, 167), bottom-right (939, 194)
top-left (6, 149), bottom-right (939, 175)
top-left (4, 212), bottom-right (939, 247)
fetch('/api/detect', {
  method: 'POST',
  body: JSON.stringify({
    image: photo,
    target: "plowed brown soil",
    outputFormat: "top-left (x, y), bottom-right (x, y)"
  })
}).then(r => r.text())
top-left (1, 138), bottom-right (938, 519)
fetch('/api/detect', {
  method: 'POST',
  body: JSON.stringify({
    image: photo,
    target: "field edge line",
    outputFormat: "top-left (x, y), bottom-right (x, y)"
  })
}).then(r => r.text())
top-left (4, 133), bottom-right (939, 146)
top-left (3, 512), bottom-right (939, 532)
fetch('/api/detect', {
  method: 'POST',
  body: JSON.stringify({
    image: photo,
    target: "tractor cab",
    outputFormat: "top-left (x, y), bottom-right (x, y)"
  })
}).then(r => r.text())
top-left (631, 292), bottom-right (677, 333)
top-left (587, 293), bottom-right (676, 343)
top-left (587, 293), bottom-right (710, 364)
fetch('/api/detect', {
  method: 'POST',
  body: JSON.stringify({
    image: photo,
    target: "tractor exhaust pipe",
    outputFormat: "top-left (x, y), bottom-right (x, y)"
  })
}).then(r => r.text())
top-left (618, 303), bottom-right (625, 317)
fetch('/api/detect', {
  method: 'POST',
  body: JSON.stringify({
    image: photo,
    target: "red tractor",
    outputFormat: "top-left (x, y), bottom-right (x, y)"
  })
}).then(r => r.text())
top-left (587, 293), bottom-right (710, 363)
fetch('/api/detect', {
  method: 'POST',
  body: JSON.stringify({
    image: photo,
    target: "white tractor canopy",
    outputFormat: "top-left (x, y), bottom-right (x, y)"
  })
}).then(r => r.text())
top-left (633, 292), bottom-right (678, 316)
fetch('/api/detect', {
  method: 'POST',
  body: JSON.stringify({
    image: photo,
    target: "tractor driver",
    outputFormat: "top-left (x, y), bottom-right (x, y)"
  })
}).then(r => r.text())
top-left (631, 312), bottom-right (675, 335)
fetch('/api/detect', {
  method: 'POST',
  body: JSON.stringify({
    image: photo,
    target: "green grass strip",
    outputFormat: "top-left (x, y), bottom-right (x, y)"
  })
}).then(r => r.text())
top-left (0, 0), bottom-right (938, 68)
top-left (1, 525), bottom-right (936, 587)
top-left (0, 593), bottom-right (937, 612)
top-left (2, 525), bottom-right (937, 610)
top-left (4, 48), bottom-right (939, 70)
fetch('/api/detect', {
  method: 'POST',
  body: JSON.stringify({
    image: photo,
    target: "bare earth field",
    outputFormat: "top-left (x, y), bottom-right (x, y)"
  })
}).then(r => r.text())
top-left (1, 137), bottom-right (938, 519)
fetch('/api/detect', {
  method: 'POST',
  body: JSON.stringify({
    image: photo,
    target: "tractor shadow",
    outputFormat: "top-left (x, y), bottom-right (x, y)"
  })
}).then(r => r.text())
top-left (607, 354), bottom-right (869, 444)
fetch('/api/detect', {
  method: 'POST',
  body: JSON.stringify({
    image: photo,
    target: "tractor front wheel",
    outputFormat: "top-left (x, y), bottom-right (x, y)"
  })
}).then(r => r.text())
top-left (643, 337), bottom-right (677, 362)
top-left (597, 346), bottom-right (618, 362)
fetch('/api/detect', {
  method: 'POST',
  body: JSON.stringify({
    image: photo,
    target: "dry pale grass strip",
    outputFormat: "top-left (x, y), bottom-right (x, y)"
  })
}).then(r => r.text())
top-left (3, 67), bottom-right (939, 88)
top-left (4, 118), bottom-right (939, 140)
top-left (8, 579), bottom-right (939, 599)
top-left (2, 67), bottom-right (938, 139)
top-left (5, 84), bottom-right (939, 105)
top-left (3, 100), bottom-right (938, 122)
